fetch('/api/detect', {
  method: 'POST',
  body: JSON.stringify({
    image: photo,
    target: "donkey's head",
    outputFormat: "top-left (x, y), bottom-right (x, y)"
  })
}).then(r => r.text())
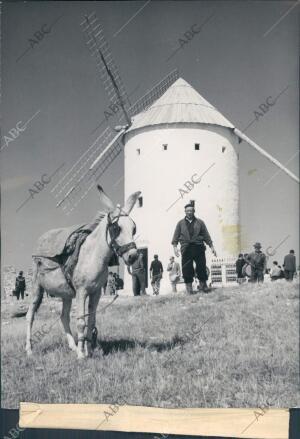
top-left (97, 185), bottom-right (140, 266)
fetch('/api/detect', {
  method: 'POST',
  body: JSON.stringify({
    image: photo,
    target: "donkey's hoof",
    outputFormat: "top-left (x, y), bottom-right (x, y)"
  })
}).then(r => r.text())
top-left (77, 350), bottom-right (85, 360)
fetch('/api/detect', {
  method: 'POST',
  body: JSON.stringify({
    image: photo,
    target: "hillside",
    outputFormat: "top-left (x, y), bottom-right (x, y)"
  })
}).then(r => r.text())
top-left (1, 278), bottom-right (299, 409)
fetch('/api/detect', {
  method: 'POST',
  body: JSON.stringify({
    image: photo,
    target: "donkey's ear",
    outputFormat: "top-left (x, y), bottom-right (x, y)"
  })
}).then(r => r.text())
top-left (123, 191), bottom-right (141, 214)
top-left (97, 185), bottom-right (115, 212)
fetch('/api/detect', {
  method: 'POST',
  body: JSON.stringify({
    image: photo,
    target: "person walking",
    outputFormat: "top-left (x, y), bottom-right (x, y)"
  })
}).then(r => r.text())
top-left (246, 243), bottom-right (267, 283)
top-left (150, 255), bottom-right (163, 295)
top-left (167, 256), bottom-right (181, 292)
top-left (15, 271), bottom-right (26, 300)
top-left (235, 253), bottom-right (246, 284)
top-left (283, 250), bottom-right (296, 281)
top-left (131, 250), bottom-right (147, 296)
top-left (171, 203), bottom-right (216, 294)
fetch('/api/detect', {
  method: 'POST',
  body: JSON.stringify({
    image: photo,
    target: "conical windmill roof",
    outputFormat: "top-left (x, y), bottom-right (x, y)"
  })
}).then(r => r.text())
top-left (127, 78), bottom-right (234, 132)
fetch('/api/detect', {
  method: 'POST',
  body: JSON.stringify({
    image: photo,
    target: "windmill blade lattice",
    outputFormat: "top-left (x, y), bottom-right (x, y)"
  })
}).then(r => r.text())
top-left (80, 12), bottom-right (131, 124)
top-left (51, 127), bottom-right (123, 214)
top-left (128, 69), bottom-right (179, 118)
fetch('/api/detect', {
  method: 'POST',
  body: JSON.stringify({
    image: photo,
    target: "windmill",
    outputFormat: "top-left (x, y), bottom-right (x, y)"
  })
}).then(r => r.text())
top-left (51, 11), bottom-right (179, 214)
top-left (52, 11), bottom-right (298, 291)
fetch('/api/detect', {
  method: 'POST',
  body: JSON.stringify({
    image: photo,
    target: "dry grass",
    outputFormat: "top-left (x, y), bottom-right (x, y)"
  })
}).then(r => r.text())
top-left (1, 279), bottom-right (300, 409)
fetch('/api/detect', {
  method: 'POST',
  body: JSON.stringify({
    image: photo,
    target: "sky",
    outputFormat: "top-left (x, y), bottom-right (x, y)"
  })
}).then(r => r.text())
top-left (1, 0), bottom-right (299, 270)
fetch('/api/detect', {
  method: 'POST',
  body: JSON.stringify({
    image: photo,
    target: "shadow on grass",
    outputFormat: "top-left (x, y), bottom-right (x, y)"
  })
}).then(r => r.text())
top-left (97, 335), bottom-right (186, 356)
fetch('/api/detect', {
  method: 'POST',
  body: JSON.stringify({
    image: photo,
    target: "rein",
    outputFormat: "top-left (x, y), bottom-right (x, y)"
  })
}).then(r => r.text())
top-left (106, 210), bottom-right (137, 262)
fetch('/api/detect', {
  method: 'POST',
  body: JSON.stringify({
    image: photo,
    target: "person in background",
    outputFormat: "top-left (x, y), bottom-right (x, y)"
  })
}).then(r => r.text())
top-left (15, 271), bottom-right (26, 300)
top-left (115, 274), bottom-right (124, 290)
top-left (245, 242), bottom-right (267, 283)
top-left (167, 256), bottom-right (181, 292)
top-left (270, 261), bottom-right (282, 281)
top-left (131, 250), bottom-right (147, 296)
top-left (279, 265), bottom-right (285, 279)
top-left (235, 253), bottom-right (246, 284)
top-left (150, 254), bottom-right (163, 295)
top-left (106, 272), bottom-right (116, 295)
top-left (283, 250), bottom-right (296, 281)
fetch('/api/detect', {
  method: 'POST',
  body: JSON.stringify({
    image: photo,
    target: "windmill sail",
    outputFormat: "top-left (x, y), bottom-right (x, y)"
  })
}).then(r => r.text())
top-left (80, 12), bottom-right (131, 125)
top-left (52, 127), bottom-right (123, 214)
top-left (234, 128), bottom-right (299, 183)
top-left (128, 69), bottom-right (179, 118)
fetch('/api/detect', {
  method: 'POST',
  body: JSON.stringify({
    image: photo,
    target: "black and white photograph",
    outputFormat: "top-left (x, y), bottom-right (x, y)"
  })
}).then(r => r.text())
top-left (1, 0), bottom-right (299, 423)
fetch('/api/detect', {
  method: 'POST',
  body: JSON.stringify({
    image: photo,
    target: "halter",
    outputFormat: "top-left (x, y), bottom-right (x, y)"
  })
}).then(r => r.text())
top-left (106, 207), bottom-right (137, 262)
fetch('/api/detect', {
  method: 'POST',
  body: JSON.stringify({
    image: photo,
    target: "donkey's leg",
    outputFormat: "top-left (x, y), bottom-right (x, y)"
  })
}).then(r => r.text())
top-left (26, 283), bottom-right (44, 356)
top-left (85, 289), bottom-right (102, 357)
top-left (61, 298), bottom-right (77, 352)
top-left (76, 289), bottom-right (88, 360)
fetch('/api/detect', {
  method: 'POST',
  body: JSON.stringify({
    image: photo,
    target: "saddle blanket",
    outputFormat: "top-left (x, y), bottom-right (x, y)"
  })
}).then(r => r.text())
top-left (33, 224), bottom-right (86, 258)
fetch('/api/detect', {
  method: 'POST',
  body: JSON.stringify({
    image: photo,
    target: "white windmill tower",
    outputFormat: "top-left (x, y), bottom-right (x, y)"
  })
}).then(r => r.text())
top-left (53, 12), bottom-right (299, 292)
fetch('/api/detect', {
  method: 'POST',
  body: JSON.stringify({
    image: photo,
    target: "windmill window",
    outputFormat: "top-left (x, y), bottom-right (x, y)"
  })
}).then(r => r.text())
top-left (222, 146), bottom-right (226, 153)
top-left (138, 196), bottom-right (143, 207)
top-left (163, 144), bottom-right (168, 150)
top-left (195, 143), bottom-right (200, 150)
top-left (136, 148), bottom-right (141, 155)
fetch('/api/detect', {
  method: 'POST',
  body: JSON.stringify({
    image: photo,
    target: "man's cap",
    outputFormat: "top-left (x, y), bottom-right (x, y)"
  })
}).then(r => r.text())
top-left (154, 254), bottom-right (158, 258)
top-left (184, 203), bottom-right (194, 209)
top-left (253, 242), bottom-right (262, 248)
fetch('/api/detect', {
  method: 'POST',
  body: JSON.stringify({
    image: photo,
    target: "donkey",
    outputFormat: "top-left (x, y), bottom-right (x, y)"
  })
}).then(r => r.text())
top-left (26, 187), bottom-right (140, 359)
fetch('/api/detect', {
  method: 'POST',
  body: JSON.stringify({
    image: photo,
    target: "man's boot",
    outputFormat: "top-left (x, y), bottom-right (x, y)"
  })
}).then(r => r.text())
top-left (199, 281), bottom-right (209, 293)
top-left (185, 283), bottom-right (193, 294)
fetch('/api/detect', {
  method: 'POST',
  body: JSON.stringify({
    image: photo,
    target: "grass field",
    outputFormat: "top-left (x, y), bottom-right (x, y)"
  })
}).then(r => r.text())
top-left (1, 279), bottom-right (300, 409)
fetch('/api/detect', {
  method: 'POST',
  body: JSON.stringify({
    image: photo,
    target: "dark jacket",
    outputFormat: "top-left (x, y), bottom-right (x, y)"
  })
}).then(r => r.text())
top-left (246, 251), bottom-right (267, 271)
top-left (283, 254), bottom-right (296, 272)
top-left (150, 260), bottom-right (163, 276)
top-left (172, 217), bottom-right (213, 253)
top-left (236, 258), bottom-right (246, 276)
top-left (131, 253), bottom-right (145, 274)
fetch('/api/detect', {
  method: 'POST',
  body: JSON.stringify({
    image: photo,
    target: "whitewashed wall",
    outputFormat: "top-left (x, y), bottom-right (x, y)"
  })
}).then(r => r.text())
top-left (123, 123), bottom-right (240, 294)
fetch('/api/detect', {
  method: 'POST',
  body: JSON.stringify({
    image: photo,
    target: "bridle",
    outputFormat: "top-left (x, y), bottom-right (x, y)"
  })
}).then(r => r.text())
top-left (106, 207), bottom-right (137, 264)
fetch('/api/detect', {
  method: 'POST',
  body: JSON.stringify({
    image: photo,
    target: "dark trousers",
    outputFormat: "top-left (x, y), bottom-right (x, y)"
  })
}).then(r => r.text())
top-left (284, 270), bottom-right (294, 281)
top-left (16, 289), bottom-right (25, 300)
top-left (132, 270), bottom-right (146, 296)
top-left (250, 269), bottom-right (264, 283)
top-left (181, 244), bottom-right (207, 283)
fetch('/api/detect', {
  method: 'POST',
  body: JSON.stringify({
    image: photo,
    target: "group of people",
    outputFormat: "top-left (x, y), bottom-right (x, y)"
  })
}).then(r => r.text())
top-left (236, 244), bottom-right (297, 284)
top-left (131, 253), bottom-right (181, 296)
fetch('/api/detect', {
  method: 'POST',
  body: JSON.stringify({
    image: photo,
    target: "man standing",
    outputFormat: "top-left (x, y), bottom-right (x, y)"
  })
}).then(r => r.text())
top-left (167, 256), bottom-right (181, 292)
top-left (131, 250), bottom-right (147, 296)
top-left (15, 271), bottom-right (26, 300)
top-left (283, 250), bottom-right (296, 281)
top-left (150, 255), bottom-right (163, 295)
top-left (235, 253), bottom-right (246, 284)
top-left (246, 243), bottom-right (267, 283)
top-left (172, 203), bottom-right (216, 294)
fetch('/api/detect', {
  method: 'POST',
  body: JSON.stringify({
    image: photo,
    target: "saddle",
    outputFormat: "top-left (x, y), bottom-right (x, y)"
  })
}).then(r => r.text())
top-left (33, 218), bottom-right (118, 292)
